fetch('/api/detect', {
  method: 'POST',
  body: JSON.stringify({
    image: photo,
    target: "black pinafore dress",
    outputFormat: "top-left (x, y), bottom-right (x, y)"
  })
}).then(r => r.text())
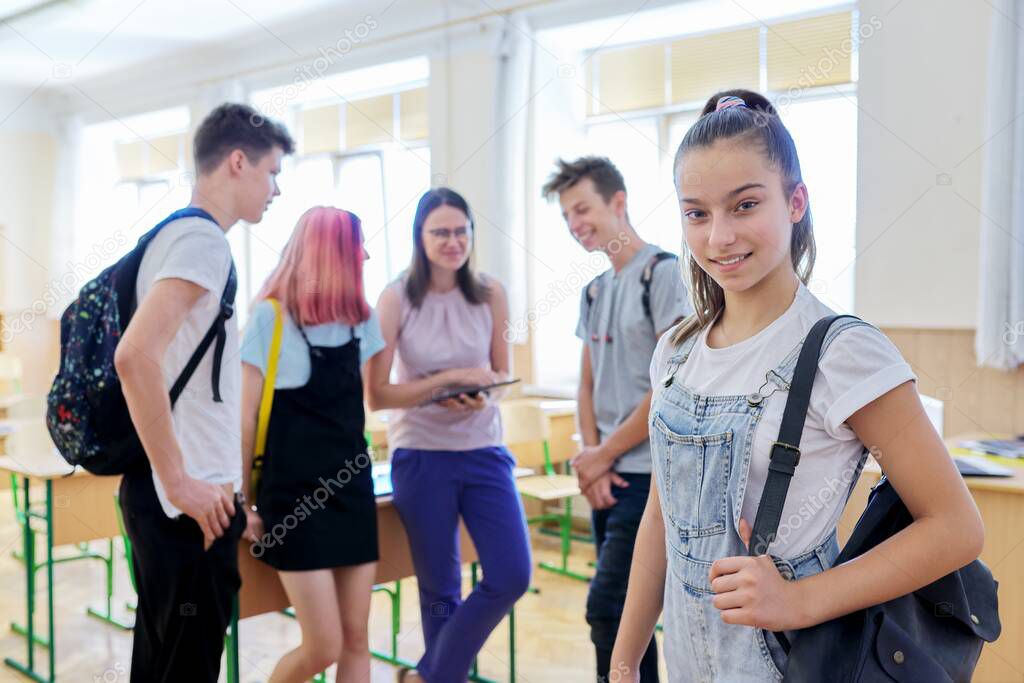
top-left (255, 325), bottom-right (379, 571)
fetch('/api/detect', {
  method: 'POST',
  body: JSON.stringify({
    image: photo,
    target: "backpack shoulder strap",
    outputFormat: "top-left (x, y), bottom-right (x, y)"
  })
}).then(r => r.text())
top-left (167, 258), bottom-right (236, 405)
top-left (748, 313), bottom-right (859, 654)
top-left (115, 207), bottom-right (219, 326)
top-left (748, 313), bottom-right (862, 557)
top-left (641, 251), bottom-right (677, 319)
top-left (583, 274), bottom-right (601, 326)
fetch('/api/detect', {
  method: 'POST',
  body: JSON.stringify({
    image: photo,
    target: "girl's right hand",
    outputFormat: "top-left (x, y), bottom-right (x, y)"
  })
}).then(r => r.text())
top-left (243, 507), bottom-right (265, 543)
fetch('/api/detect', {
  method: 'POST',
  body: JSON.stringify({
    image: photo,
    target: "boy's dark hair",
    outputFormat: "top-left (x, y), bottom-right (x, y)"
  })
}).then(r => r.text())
top-left (541, 156), bottom-right (626, 204)
top-left (193, 103), bottom-right (295, 174)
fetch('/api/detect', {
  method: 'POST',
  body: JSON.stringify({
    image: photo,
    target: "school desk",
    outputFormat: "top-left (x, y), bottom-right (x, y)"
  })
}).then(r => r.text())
top-left (0, 451), bottom-right (129, 683)
top-left (229, 462), bottom-right (519, 683)
top-left (840, 436), bottom-right (1024, 683)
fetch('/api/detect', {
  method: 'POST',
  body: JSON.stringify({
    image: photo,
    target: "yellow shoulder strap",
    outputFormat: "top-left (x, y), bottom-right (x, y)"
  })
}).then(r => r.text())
top-left (253, 298), bottom-right (283, 486)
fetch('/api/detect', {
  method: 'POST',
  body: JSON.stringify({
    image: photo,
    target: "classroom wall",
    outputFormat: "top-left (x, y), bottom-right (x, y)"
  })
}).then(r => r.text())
top-left (0, 0), bottom-right (1006, 400)
top-left (0, 87), bottom-right (61, 398)
top-left (854, 0), bottom-right (991, 329)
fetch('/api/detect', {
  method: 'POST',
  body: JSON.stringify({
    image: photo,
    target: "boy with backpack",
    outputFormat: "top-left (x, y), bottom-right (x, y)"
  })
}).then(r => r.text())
top-left (50, 103), bottom-right (293, 681)
top-left (542, 157), bottom-right (691, 682)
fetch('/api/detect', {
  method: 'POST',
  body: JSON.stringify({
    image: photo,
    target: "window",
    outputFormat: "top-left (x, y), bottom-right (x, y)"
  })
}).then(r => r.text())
top-left (238, 58), bottom-right (432, 323)
top-left (531, 3), bottom-right (859, 392)
top-left (68, 106), bottom-right (192, 310)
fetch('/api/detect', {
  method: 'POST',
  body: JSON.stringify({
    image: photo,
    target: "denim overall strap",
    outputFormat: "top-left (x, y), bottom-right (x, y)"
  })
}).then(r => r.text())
top-left (657, 330), bottom-right (700, 390)
top-left (749, 315), bottom-right (861, 557)
top-left (651, 336), bottom-right (777, 681)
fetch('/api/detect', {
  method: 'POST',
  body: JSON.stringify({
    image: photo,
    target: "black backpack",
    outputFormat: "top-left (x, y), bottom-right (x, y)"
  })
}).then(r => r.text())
top-left (46, 207), bottom-right (237, 476)
top-left (752, 314), bottom-right (1000, 682)
top-left (584, 251), bottom-right (677, 331)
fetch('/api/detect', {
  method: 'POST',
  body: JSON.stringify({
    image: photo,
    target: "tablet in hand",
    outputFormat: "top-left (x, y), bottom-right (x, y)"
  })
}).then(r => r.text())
top-left (431, 378), bottom-right (521, 403)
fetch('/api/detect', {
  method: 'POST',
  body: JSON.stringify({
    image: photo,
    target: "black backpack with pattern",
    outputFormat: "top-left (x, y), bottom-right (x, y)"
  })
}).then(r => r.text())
top-left (46, 207), bottom-right (236, 475)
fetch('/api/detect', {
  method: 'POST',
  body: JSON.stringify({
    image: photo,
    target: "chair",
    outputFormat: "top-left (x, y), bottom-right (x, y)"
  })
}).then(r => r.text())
top-left (501, 402), bottom-right (591, 582)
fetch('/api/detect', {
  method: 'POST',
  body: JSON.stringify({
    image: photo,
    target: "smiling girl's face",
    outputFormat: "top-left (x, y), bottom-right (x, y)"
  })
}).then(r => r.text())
top-left (678, 138), bottom-right (808, 295)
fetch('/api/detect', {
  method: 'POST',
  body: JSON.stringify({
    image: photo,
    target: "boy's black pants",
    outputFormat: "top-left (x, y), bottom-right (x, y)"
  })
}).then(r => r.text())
top-left (119, 469), bottom-right (244, 683)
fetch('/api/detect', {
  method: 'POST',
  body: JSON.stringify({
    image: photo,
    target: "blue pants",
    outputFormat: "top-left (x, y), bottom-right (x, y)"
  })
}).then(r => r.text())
top-left (588, 472), bottom-right (660, 682)
top-left (391, 447), bottom-right (532, 683)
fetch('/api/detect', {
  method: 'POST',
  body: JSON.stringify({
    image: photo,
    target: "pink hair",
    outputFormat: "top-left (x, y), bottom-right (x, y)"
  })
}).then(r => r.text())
top-left (256, 206), bottom-right (370, 326)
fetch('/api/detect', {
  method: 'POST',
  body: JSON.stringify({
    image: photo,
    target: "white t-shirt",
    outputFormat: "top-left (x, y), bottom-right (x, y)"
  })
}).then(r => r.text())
top-left (649, 283), bottom-right (916, 557)
top-left (135, 215), bottom-right (242, 518)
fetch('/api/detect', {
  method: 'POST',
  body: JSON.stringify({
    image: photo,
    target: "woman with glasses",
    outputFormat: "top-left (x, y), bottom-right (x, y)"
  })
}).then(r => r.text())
top-left (365, 187), bottom-right (531, 683)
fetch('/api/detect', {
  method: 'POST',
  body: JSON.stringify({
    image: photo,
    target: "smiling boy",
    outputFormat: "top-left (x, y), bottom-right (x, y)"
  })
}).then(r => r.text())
top-left (543, 156), bottom-right (690, 681)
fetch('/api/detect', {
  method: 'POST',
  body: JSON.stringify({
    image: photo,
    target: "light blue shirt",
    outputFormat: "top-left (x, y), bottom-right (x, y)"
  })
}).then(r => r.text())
top-left (240, 300), bottom-right (385, 389)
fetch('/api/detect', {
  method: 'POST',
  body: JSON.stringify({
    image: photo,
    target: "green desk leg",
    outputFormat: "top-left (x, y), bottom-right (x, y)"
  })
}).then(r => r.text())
top-left (225, 596), bottom-right (239, 683)
top-left (10, 472), bottom-right (24, 562)
top-left (370, 580), bottom-right (417, 670)
top-left (537, 497), bottom-right (592, 583)
top-left (86, 539), bottom-right (133, 630)
top-left (508, 602), bottom-right (516, 683)
top-left (4, 478), bottom-right (55, 682)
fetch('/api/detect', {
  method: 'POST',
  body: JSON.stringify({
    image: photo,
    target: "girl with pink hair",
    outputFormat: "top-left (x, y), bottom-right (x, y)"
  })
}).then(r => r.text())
top-left (240, 206), bottom-right (385, 682)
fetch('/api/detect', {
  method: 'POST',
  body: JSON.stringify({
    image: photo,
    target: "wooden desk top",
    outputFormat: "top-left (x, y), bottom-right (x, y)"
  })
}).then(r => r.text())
top-left (858, 434), bottom-right (1024, 496)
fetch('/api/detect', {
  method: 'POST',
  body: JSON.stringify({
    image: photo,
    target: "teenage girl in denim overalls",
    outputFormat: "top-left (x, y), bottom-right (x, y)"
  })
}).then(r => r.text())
top-left (610, 90), bottom-right (984, 682)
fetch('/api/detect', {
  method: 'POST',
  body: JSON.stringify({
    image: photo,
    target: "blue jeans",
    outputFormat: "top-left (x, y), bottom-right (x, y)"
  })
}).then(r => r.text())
top-left (391, 446), bottom-right (532, 683)
top-left (587, 472), bottom-right (659, 681)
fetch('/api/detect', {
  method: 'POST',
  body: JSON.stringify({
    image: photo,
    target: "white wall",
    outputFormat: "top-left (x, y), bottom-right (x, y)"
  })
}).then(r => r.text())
top-left (0, 87), bottom-right (57, 316)
top-left (0, 87), bottom-right (61, 394)
top-left (854, 0), bottom-right (991, 328)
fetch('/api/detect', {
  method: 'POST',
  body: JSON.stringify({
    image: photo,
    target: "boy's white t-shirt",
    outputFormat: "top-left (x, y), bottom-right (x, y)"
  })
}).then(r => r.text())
top-left (649, 283), bottom-right (916, 557)
top-left (135, 215), bottom-right (242, 519)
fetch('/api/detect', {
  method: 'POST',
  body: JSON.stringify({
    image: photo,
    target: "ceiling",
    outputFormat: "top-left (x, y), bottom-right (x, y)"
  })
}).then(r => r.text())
top-left (0, 0), bottom-right (351, 87)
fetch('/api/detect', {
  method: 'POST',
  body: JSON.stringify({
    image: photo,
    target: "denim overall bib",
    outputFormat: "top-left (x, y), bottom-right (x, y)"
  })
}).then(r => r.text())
top-left (651, 319), bottom-right (868, 681)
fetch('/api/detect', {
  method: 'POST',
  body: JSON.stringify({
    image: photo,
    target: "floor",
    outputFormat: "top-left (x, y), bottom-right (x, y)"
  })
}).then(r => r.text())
top-left (0, 489), bottom-right (666, 682)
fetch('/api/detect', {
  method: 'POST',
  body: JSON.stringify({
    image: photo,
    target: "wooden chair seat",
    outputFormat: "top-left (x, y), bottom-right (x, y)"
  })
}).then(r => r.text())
top-left (516, 473), bottom-right (580, 501)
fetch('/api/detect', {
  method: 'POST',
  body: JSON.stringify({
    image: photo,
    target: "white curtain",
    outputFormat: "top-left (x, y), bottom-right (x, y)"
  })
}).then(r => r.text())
top-left (492, 13), bottom-right (534, 344)
top-left (977, 0), bottom-right (1024, 369)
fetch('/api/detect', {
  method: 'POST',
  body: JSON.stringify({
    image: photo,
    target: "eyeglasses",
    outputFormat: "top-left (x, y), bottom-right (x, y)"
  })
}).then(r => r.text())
top-left (426, 226), bottom-right (471, 241)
